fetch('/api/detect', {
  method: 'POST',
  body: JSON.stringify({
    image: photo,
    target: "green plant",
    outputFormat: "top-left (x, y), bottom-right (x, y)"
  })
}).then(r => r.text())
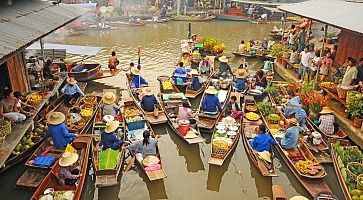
top-left (270, 44), bottom-right (290, 58)
top-left (265, 85), bottom-right (278, 96)
top-left (347, 100), bottom-right (363, 119)
top-left (257, 102), bottom-right (274, 116)
top-left (309, 103), bottom-right (322, 113)
top-left (201, 37), bottom-right (225, 53)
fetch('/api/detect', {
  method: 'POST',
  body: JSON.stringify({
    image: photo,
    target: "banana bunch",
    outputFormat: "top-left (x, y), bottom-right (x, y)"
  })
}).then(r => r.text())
top-left (162, 80), bottom-right (173, 90)
top-left (294, 159), bottom-right (313, 174)
top-left (26, 93), bottom-right (43, 107)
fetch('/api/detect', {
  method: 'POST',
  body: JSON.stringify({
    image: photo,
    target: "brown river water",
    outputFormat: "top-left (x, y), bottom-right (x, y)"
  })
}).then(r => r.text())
top-left (0, 20), bottom-right (343, 200)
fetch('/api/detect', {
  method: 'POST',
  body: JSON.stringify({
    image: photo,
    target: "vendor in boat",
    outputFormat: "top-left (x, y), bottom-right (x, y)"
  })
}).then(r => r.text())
top-left (189, 70), bottom-right (203, 92)
top-left (58, 152), bottom-right (80, 185)
top-left (101, 92), bottom-right (120, 117)
top-left (173, 62), bottom-right (188, 85)
top-left (177, 100), bottom-right (195, 123)
top-left (318, 107), bottom-right (335, 135)
top-left (178, 51), bottom-right (191, 68)
top-left (141, 87), bottom-right (157, 112)
top-left (201, 86), bottom-right (222, 114)
top-left (130, 67), bottom-right (148, 89)
top-left (238, 40), bottom-right (246, 53)
top-left (218, 56), bottom-right (233, 79)
top-left (125, 130), bottom-right (157, 162)
top-left (225, 96), bottom-right (243, 119)
top-left (46, 111), bottom-right (76, 147)
top-left (234, 69), bottom-right (248, 92)
top-left (249, 124), bottom-right (276, 152)
top-left (283, 96), bottom-right (307, 129)
top-left (108, 51), bottom-right (119, 70)
top-left (261, 38), bottom-right (269, 50)
top-left (0, 89), bottom-right (27, 122)
top-left (13, 91), bottom-right (35, 117)
top-left (61, 77), bottom-right (85, 105)
top-left (280, 118), bottom-right (300, 149)
top-left (254, 70), bottom-right (268, 88)
top-left (199, 56), bottom-right (211, 75)
top-left (100, 120), bottom-right (126, 150)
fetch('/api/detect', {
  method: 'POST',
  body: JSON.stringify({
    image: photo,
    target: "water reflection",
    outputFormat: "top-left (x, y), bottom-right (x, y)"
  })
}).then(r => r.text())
top-left (206, 156), bottom-right (232, 192)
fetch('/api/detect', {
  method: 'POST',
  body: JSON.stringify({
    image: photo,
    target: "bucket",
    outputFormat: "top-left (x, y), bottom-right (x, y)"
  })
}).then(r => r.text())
top-left (178, 124), bottom-right (190, 136)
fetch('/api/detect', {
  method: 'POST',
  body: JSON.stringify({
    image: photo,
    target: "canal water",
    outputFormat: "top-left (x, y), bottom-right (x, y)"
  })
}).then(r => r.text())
top-left (0, 20), bottom-right (344, 200)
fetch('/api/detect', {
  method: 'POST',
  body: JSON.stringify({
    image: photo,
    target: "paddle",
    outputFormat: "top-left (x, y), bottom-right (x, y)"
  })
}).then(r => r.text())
top-left (124, 149), bottom-right (135, 173)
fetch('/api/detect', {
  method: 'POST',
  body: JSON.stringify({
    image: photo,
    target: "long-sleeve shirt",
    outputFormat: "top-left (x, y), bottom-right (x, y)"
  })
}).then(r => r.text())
top-left (100, 131), bottom-right (124, 150)
top-left (61, 84), bottom-right (84, 96)
top-left (235, 78), bottom-right (246, 91)
top-left (58, 166), bottom-right (79, 185)
top-left (131, 75), bottom-right (148, 89)
top-left (46, 123), bottom-right (76, 147)
top-left (102, 103), bottom-right (120, 116)
top-left (295, 109), bottom-right (307, 129)
top-left (128, 138), bottom-right (157, 158)
top-left (251, 132), bottom-right (277, 152)
top-left (225, 102), bottom-right (241, 116)
top-left (141, 95), bottom-right (157, 112)
top-left (318, 114), bottom-right (335, 135)
top-left (280, 126), bottom-right (300, 149)
top-left (202, 95), bottom-right (222, 113)
top-left (177, 107), bottom-right (193, 121)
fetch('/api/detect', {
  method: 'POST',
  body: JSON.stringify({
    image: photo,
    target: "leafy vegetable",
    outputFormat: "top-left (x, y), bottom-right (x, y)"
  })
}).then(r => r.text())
top-left (257, 102), bottom-right (274, 116)
top-left (99, 148), bottom-right (120, 170)
top-left (265, 85), bottom-right (278, 96)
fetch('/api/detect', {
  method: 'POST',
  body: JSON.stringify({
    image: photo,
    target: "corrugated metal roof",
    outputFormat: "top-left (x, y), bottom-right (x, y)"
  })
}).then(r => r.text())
top-left (0, 1), bottom-right (89, 63)
top-left (278, 0), bottom-right (363, 34)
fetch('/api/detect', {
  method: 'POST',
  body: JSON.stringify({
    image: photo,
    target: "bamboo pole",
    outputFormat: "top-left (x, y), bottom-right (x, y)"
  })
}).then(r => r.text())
top-left (177, 0), bottom-right (180, 16)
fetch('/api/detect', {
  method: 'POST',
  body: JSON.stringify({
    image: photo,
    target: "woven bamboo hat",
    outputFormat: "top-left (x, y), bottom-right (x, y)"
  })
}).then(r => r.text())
top-left (59, 152), bottom-right (79, 167)
top-left (105, 120), bottom-right (120, 133)
top-left (290, 196), bottom-right (309, 200)
top-left (257, 151), bottom-right (272, 163)
top-left (67, 77), bottom-right (77, 85)
top-left (205, 86), bottom-right (218, 95)
top-left (46, 111), bottom-right (65, 125)
top-left (185, 130), bottom-right (198, 139)
top-left (143, 155), bottom-right (160, 166)
top-left (289, 118), bottom-right (299, 126)
top-left (131, 67), bottom-right (140, 75)
top-left (235, 69), bottom-right (248, 78)
top-left (218, 56), bottom-right (228, 63)
top-left (142, 87), bottom-right (153, 96)
top-left (222, 116), bottom-right (236, 126)
top-left (102, 92), bottom-right (116, 105)
top-left (319, 107), bottom-right (333, 114)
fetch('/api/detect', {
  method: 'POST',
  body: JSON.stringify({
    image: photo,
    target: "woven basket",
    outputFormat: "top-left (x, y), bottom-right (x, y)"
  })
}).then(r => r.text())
top-left (346, 91), bottom-right (363, 105)
top-left (357, 174), bottom-right (363, 190)
top-left (0, 136), bottom-right (5, 147)
top-left (347, 162), bottom-right (363, 182)
top-left (0, 120), bottom-right (12, 137)
top-left (337, 87), bottom-right (352, 99)
top-left (211, 143), bottom-right (229, 159)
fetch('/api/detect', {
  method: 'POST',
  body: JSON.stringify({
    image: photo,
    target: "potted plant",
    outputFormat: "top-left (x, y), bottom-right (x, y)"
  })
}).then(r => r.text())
top-left (270, 44), bottom-right (290, 65)
top-left (347, 100), bottom-right (363, 128)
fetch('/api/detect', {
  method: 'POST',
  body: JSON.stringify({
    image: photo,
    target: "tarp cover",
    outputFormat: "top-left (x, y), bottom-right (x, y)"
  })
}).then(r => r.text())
top-left (27, 43), bottom-right (103, 56)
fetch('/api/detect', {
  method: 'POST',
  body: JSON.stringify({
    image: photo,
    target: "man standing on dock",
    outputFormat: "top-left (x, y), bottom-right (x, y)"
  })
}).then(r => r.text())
top-left (108, 51), bottom-right (119, 70)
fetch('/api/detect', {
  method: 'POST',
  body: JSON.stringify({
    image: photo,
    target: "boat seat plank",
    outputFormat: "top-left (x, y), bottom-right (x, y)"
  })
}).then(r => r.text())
top-left (16, 168), bottom-right (48, 188)
top-left (95, 175), bottom-right (118, 187)
top-left (147, 169), bottom-right (167, 181)
top-left (208, 157), bottom-right (224, 166)
top-left (186, 137), bottom-right (205, 144)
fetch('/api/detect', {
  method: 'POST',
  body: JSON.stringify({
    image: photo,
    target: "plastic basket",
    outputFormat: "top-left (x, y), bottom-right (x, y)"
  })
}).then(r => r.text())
top-left (126, 115), bottom-right (145, 131)
top-left (347, 162), bottom-right (363, 182)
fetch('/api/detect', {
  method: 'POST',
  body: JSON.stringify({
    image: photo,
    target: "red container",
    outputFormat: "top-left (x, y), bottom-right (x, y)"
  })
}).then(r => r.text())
top-left (178, 124), bottom-right (190, 136)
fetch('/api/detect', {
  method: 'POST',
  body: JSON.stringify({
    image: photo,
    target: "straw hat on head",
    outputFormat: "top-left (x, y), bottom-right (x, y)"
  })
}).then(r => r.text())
top-left (142, 87), bottom-right (153, 96)
top-left (257, 151), bottom-right (272, 163)
top-left (131, 67), bottom-right (140, 75)
top-left (59, 152), bottom-right (79, 167)
top-left (143, 155), bottom-right (160, 167)
top-left (105, 120), bottom-right (120, 133)
top-left (319, 107), bottom-right (333, 114)
top-left (205, 86), bottom-right (218, 95)
top-left (67, 77), bottom-right (77, 85)
top-left (290, 196), bottom-right (309, 200)
top-left (190, 69), bottom-right (199, 75)
top-left (235, 69), bottom-right (248, 78)
top-left (184, 130), bottom-right (198, 139)
top-left (289, 118), bottom-right (299, 126)
top-left (218, 56), bottom-right (228, 63)
top-left (222, 116), bottom-right (236, 126)
top-left (102, 92), bottom-right (116, 105)
top-left (46, 111), bottom-right (65, 125)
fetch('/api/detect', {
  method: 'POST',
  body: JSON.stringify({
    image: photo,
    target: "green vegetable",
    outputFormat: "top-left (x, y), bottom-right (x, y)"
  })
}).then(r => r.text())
top-left (267, 114), bottom-right (280, 123)
top-left (265, 85), bottom-right (278, 96)
top-left (257, 102), bottom-right (274, 116)
top-left (99, 148), bottom-right (120, 170)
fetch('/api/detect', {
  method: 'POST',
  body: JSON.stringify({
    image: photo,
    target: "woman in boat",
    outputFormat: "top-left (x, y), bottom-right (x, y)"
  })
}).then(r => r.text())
top-left (178, 51), bottom-right (191, 68)
top-left (173, 62), bottom-right (188, 85)
top-left (0, 89), bottom-right (26, 122)
top-left (238, 40), bottom-right (246, 53)
top-left (199, 56), bottom-right (211, 75)
top-left (177, 100), bottom-right (194, 122)
top-left (283, 96), bottom-right (307, 129)
top-left (100, 120), bottom-right (126, 150)
top-left (58, 152), bottom-right (80, 185)
top-left (141, 87), bottom-right (157, 112)
top-left (46, 111), bottom-right (76, 147)
top-left (225, 96), bottom-right (243, 119)
top-left (101, 92), bottom-right (120, 117)
top-left (61, 77), bottom-right (85, 105)
top-left (108, 51), bottom-right (119, 70)
top-left (13, 91), bottom-right (35, 117)
top-left (126, 130), bottom-right (158, 162)
top-left (318, 107), bottom-right (335, 135)
top-left (189, 70), bottom-right (203, 92)
top-left (249, 124), bottom-right (276, 152)
top-left (280, 118), bottom-right (300, 149)
top-left (261, 38), bottom-right (268, 50)
top-left (218, 56), bottom-right (233, 79)
top-left (130, 67), bottom-right (148, 89)
top-left (234, 69), bottom-right (248, 92)
top-left (254, 70), bottom-right (268, 88)
top-left (201, 86), bottom-right (222, 114)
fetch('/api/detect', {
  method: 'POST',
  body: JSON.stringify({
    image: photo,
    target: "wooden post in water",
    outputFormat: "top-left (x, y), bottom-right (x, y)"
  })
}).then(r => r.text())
top-left (177, 0), bottom-right (180, 16)
top-left (188, 22), bottom-right (191, 39)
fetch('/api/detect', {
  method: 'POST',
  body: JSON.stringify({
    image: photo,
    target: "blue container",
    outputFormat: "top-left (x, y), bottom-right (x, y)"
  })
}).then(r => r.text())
top-left (33, 155), bottom-right (56, 168)
top-left (126, 115), bottom-right (145, 131)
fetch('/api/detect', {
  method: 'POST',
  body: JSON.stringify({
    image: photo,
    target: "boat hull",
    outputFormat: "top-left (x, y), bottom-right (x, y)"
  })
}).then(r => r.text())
top-left (215, 14), bottom-right (249, 21)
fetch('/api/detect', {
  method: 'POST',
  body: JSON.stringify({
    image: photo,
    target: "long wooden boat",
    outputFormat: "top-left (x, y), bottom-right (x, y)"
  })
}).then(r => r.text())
top-left (157, 76), bottom-right (204, 144)
top-left (208, 92), bottom-right (241, 166)
top-left (145, 18), bottom-right (170, 23)
top-left (232, 51), bottom-right (258, 58)
top-left (30, 135), bottom-right (92, 200)
top-left (171, 15), bottom-right (215, 21)
top-left (241, 96), bottom-right (277, 176)
top-left (126, 73), bottom-right (167, 124)
top-left (123, 100), bottom-right (167, 181)
top-left (215, 13), bottom-right (249, 21)
top-left (260, 105), bottom-right (331, 197)
top-left (272, 185), bottom-right (288, 200)
top-left (68, 63), bottom-right (101, 82)
top-left (108, 20), bottom-right (147, 27)
top-left (197, 76), bottom-right (232, 130)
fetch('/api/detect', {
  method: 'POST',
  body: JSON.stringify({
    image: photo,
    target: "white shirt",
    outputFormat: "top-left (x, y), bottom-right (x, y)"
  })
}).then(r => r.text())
top-left (300, 51), bottom-right (313, 67)
top-left (310, 56), bottom-right (320, 71)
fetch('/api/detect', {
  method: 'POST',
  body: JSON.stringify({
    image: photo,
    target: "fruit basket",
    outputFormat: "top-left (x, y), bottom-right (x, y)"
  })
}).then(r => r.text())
top-left (246, 112), bottom-right (260, 121)
top-left (126, 114), bottom-right (145, 131)
top-left (246, 104), bottom-right (258, 112)
top-left (347, 162), bottom-right (363, 182)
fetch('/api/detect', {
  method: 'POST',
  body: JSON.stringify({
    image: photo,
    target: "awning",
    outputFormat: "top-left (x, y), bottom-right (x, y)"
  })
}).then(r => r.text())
top-left (262, 6), bottom-right (283, 13)
top-left (278, 0), bottom-right (363, 34)
top-left (232, 0), bottom-right (286, 6)
top-left (0, 0), bottom-right (89, 64)
top-left (27, 43), bottom-right (103, 56)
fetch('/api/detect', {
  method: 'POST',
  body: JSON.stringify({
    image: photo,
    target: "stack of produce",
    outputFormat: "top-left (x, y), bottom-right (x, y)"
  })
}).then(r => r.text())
top-left (257, 102), bottom-right (274, 116)
top-left (267, 113), bottom-right (280, 124)
top-left (83, 94), bottom-right (97, 105)
top-left (39, 190), bottom-right (75, 200)
top-left (0, 120), bottom-right (11, 146)
top-left (26, 93), bottom-right (43, 107)
top-left (211, 138), bottom-right (232, 159)
top-left (65, 113), bottom-right (85, 131)
top-left (162, 80), bottom-right (173, 91)
top-left (246, 112), bottom-right (260, 121)
top-left (124, 106), bottom-right (142, 117)
top-left (294, 159), bottom-right (323, 175)
top-left (321, 81), bottom-right (337, 92)
top-left (80, 108), bottom-right (93, 120)
top-left (246, 104), bottom-right (258, 112)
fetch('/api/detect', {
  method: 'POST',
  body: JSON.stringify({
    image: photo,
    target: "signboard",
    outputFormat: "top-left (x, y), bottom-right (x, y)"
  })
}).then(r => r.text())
top-left (195, 43), bottom-right (203, 48)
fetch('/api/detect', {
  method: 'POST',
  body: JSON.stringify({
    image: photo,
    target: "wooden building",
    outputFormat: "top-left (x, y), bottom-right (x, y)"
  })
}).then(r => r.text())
top-left (335, 30), bottom-right (363, 66)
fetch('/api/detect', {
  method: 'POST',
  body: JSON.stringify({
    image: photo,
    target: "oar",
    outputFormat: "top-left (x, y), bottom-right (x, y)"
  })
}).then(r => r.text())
top-left (124, 149), bottom-right (135, 173)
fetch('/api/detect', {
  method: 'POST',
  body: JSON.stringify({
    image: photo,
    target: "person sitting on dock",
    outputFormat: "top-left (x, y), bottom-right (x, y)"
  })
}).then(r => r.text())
top-left (130, 67), bottom-right (148, 89)
top-left (238, 40), bottom-right (246, 53)
top-left (254, 70), bottom-right (268, 88)
top-left (283, 96), bottom-right (307, 130)
top-left (101, 92), bottom-right (120, 117)
top-left (13, 91), bottom-right (35, 117)
top-left (218, 56), bottom-right (233, 79)
top-left (141, 87), bottom-right (157, 112)
top-left (58, 152), bottom-right (80, 185)
top-left (234, 69), bottom-right (248, 92)
top-left (0, 89), bottom-right (26, 122)
top-left (280, 118), bottom-right (300, 149)
top-left (199, 56), bottom-right (211, 75)
top-left (61, 77), bottom-right (85, 105)
top-left (125, 130), bottom-right (157, 162)
top-left (249, 124), bottom-right (276, 152)
top-left (100, 120), bottom-right (125, 150)
top-left (46, 112), bottom-right (76, 147)
top-left (201, 86), bottom-right (222, 114)
top-left (225, 96), bottom-right (243, 120)
top-left (318, 107), bottom-right (335, 135)
top-left (108, 51), bottom-right (119, 70)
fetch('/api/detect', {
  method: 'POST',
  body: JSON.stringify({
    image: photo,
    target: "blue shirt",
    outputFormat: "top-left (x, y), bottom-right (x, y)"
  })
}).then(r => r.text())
top-left (100, 131), bottom-right (124, 150)
top-left (235, 78), bottom-right (246, 91)
top-left (46, 123), bottom-right (76, 147)
top-left (141, 95), bottom-right (157, 112)
top-left (173, 66), bottom-right (187, 78)
top-left (281, 126), bottom-right (300, 149)
top-left (61, 84), bottom-right (84, 96)
top-left (295, 109), bottom-right (307, 129)
top-left (252, 132), bottom-right (276, 152)
top-left (131, 75), bottom-right (148, 89)
top-left (202, 94), bottom-right (222, 112)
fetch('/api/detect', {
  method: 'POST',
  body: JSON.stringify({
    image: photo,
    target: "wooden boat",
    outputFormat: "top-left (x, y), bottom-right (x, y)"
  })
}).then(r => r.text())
top-left (241, 96), bottom-right (277, 176)
top-left (68, 63), bottom-right (101, 82)
top-left (185, 69), bottom-right (218, 99)
top-left (232, 51), bottom-right (258, 58)
top-left (272, 185), bottom-right (288, 200)
top-left (197, 76), bottom-right (232, 130)
top-left (306, 117), bottom-right (347, 140)
top-left (145, 18), bottom-right (170, 23)
top-left (215, 13), bottom-right (249, 21)
top-left (30, 135), bottom-right (92, 200)
top-left (108, 20), bottom-right (147, 27)
top-left (157, 75), bottom-right (204, 144)
top-left (126, 73), bottom-right (167, 124)
top-left (123, 100), bottom-right (167, 181)
top-left (171, 15), bottom-right (215, 21)
top-left (208, 93), bottom-right (241, 166)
